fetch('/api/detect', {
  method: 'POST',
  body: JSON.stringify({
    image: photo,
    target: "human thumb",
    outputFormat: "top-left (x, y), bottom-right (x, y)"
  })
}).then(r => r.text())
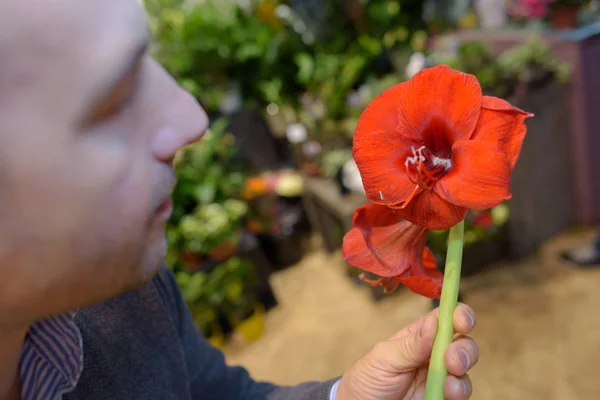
top-left (370, 315), bottom-right (438, 373)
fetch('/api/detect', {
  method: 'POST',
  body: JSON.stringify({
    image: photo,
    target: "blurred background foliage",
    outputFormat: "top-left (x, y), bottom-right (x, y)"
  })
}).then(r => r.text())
top-left (144, 0), bottom-right (576, 341)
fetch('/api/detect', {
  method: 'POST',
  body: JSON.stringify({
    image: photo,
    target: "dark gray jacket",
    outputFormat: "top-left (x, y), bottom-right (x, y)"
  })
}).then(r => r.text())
top-left (64, 266), bottom-right (337, 399)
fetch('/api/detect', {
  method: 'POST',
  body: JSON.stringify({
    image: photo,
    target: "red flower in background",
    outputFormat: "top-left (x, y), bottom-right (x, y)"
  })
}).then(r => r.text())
top-left (342, 203), bottom-right (442, 299)
top-left (353, 65), bottom-right (532, 230)
top-left (470, 211), bottom-right (494, 230)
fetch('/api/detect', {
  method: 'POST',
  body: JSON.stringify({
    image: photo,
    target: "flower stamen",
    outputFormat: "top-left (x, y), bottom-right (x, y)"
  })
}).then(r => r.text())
top-left (359, 274), bottom-right (402, 294)
top-left (402, 146), bottom-right (452, 209)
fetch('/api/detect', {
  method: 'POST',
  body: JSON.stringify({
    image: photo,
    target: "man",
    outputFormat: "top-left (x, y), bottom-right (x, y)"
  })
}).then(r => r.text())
top-left (561, 234), bottom-right (600, 267)
top-left (0, 0), bottom-right (479, 399)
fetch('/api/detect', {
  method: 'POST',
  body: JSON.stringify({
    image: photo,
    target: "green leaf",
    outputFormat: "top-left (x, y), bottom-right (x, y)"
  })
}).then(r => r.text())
top-left (175, 271), bottom-right (191, 287)
top-left (236, 43), bottom-right (263, 62)
top-left (358, 35), bottom-right (382, 56)
top-left (195, 183), bottom-right (217, 204)
top-left (295, 53), bottom-right (315, 85)
top-left (188, 273), bottom-right (208, 303)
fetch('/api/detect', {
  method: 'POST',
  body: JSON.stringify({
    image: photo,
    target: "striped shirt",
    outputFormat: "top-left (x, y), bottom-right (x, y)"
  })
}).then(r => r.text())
top-left (20, 313), bottom-right (83, 400)
top-left (17, 311), bottom-right (339, 400)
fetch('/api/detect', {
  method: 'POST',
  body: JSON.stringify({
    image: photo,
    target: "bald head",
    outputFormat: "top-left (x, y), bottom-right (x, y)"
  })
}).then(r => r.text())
top-left (0, 0), bottom-right (208, 327)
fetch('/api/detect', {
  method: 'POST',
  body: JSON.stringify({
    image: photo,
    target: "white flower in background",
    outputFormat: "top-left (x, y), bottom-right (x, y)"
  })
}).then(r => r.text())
top-left (236, 0), bottom-right (252, 13)
top-left (357, 83), bottom-right (372, 105)
top-left (219, 86), bottom-right (242, 115)
top-left (275, 4), bottom-right (292, 19)
top-left (302, 141), bottom-right (322, 157)
top-left (311, 99), bottom-right (326, 119)
top-left (285, 123), bottom-right (308, 144)
top-left (342, 159), bottom-right (365, 194)
top-left (275, 173), bottom-right (305, 197)
top-left (346, 91), bottom-right (361, 109)
top-left (405, 52), bottom-right (427, 79)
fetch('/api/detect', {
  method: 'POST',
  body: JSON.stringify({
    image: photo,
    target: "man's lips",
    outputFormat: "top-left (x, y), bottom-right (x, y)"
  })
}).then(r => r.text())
top-left (155, 196), bottom-right (173, 218)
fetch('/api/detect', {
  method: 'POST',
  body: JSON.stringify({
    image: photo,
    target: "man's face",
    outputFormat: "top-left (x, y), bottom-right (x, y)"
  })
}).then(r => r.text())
top-left (0, 0), bottom-right (207, 325)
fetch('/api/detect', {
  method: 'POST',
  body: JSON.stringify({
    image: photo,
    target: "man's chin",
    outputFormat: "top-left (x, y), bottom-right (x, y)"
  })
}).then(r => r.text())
top-left (138, 234), bottom-right (168, 282)
top-left (118, 231), bottom-right (168, 295)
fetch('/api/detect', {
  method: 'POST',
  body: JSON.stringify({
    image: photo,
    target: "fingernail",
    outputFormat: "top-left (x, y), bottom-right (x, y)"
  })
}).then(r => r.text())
top-left (458, 348), bottom-right (471, 370)
top-left (461, 379), bottom-right (468, 396)
top-left (466, 309), bottom-right (476, 329)
top-left (419, 316), bottom-right (438, 340)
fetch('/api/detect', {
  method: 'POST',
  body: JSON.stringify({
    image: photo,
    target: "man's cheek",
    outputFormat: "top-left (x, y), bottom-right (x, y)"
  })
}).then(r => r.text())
top-left (110, 166), bottom-right (154, 226)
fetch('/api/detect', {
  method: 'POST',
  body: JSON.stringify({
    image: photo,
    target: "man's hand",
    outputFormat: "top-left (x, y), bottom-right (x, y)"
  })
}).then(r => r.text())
top-left (336, 303), bottom-right (478, 400)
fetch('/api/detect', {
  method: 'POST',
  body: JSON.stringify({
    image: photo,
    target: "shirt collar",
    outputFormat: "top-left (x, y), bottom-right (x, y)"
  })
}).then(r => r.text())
top-left (20, 312), bottom-right (83, 400)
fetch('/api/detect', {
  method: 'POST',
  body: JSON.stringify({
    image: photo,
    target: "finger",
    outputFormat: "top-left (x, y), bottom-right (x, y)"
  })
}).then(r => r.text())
top-left (444, 335), bottom-right (479, 376)
top-left (453, 304), bottom-right (477, 335)
top-left (444, 374), bottom-right (472, 400)
top-left (390, 303), bottom-right (476, 340)
top-left (372, 314), bottom-right (438, 372)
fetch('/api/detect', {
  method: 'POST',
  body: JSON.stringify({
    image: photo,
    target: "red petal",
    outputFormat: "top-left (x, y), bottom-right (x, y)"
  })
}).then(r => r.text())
top-left (436, 140), bottom-right (511, 210)
top-left (396, 65), bottom-right (483, 143)
top-left (391, 190), bottom-right (468, 230)
top-left (353, 127), bottom-right (418, 206)
top-left (346, 213), bottom-right (442, 300)
top-left (362, 248), bottom-right (443, 299)
top-left (342, 204), bottom-right (428, 277)
top-left (349, 202), bottom-right (399, 227)
top-left (398, 248), bottom-right (443, 299)
top-left (471, 96), bottom-right (532, 169)
top-left (354, 81), bottom-right (411, 140)
top-left (398, 275), bottom-right (442, 299)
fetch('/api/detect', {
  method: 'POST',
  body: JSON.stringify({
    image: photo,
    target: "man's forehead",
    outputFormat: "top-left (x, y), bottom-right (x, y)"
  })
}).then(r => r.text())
top-left (0, 0), bottom-right (147, 115)
top-left (1, 0), bottom-right (145, 47)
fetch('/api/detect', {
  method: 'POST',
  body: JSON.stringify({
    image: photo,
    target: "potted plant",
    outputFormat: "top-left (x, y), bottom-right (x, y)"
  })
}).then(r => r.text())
top-left (497, 35), bottom-right (571, 94)
top-left (178, 199), bottom-right (248, 264)
top-left (217, 257), bottom-right (265, 341)
top-left (437, 41), bottom-right (512, 98)
top-left (175, 256), bottom-right (265, 344)
top-left (434, 37), bottom-right (570, 99)
top-left (167, 118), bottom-right (250, 270)
top-left (243, 171), bottom-right (309, 269)
top-left (175, 270), bottom-right (226, 347)
top-left (548, 0), bottom-right (587, 29)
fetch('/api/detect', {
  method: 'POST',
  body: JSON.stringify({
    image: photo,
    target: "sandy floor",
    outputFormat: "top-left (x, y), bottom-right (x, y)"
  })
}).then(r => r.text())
top-left (224, 229), bottom-right (600, 399)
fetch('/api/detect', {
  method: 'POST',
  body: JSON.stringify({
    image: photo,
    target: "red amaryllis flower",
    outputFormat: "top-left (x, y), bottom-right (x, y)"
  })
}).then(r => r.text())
top-left (342, 203), bottom-right (443, 299)
top-left (353, 65), bottom-right (533, 230)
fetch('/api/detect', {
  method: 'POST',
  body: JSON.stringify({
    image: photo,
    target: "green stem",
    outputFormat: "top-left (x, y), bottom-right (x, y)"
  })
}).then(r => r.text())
top-left (424, 219), bottom-right (465, 400)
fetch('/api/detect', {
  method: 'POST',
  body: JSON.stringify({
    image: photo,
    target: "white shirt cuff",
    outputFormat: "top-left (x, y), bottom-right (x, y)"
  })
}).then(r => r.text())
top-left (329, 379), bottom-right (341, 400)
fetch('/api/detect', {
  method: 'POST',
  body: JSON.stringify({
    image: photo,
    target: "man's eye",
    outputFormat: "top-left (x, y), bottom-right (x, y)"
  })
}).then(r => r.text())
top-left (87, 65), bottom-right (141, 123)
top-left (96, 91), bottom-right (135, 119)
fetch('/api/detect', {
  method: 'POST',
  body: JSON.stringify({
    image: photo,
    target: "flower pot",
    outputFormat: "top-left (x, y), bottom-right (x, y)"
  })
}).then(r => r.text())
top-left (233, 306), bottom-right (265, 342)
top-left (207, 333), bottom-right (226, 349)
top-left (549, 5), bottom-right (580, 29)
top-left (209, 242), bottom-right (239, 262)
top-left (180, 251), bottom-right (206, 272)
top-left (258, 232), bottom-right (305, 269)
top-left (301, 162), bottom-right (321, 177)
top-left (209, 230), bottom-right (243, 262)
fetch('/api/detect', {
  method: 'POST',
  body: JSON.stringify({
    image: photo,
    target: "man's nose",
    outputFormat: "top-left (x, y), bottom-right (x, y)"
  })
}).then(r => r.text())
top-left (151, 89), bottom-right (208, 163)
